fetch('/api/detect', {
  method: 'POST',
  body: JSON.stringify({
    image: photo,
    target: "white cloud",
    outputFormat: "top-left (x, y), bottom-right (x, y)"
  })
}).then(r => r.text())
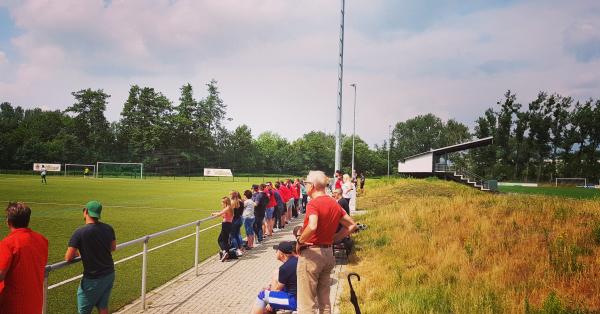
top-left (0, 0), bottom-right (599, 146)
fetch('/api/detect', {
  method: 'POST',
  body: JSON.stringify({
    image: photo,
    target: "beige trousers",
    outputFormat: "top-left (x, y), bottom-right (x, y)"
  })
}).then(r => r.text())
top-left (296, 247), bottom-right (335, 314)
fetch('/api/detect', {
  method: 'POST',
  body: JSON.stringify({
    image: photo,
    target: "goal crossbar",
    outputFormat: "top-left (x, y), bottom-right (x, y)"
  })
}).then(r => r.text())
top-left (555, 177), bottom-right (587, 187)
top-left (64, 164), bottom-right (96, 177)
top-left (96, 162), bottom-right (143, 179)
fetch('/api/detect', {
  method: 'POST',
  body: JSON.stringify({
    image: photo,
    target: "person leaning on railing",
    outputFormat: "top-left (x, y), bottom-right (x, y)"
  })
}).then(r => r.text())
top-left (64, 201), bottom-right (117, 314)
top-left (0, 202), bottom-right (49, 314)
top-left (295, 170), bottom-right (357, 314)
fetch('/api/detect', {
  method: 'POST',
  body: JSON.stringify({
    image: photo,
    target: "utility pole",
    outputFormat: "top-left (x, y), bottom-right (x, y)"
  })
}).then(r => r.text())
top-left (350, 83), bottom-right (357, 176)
top-left (387, 124), bottom-right (391, 178)
top-left (334, 0), bottom-right (345, 174)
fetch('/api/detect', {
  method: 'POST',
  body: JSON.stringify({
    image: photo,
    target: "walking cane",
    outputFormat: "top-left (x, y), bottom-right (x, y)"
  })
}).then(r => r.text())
top-left (347, 272), bottom-right (361, 314)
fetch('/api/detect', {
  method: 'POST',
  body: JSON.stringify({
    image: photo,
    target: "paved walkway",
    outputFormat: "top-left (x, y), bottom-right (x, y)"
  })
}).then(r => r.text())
top-left (116, 217), bottom-right (346, 314)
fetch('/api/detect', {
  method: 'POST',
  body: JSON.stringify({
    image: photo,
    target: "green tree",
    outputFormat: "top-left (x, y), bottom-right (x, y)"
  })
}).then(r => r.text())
top-left (65, 89), bottom-right (112, 161)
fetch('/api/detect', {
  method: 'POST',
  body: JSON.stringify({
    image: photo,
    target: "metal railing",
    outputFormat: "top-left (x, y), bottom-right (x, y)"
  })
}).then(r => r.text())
top-left (434, 164), bottom-right (490, 189)
top-left (42, 215), bottom-right (219, 313)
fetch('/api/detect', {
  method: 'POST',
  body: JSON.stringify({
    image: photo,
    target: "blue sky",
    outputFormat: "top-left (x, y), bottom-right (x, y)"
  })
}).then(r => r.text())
top-left (1, 0), bottom-right (599, 146)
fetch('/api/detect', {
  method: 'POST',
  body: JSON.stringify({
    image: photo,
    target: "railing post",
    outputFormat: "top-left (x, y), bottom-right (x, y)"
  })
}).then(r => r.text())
top-left (194, 222), bottom-right (200, 276)
top-left (141, 236), bottom-right (149, 310)
top-left (42, 270), bottom-right (49, 314)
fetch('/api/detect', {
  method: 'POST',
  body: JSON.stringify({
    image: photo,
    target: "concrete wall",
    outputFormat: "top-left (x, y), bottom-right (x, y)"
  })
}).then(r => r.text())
top-left (398, 153), bottom-right (433, 173)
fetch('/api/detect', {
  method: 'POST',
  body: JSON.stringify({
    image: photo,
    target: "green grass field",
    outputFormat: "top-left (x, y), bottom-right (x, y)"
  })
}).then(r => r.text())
top-left (499, 185), bottom-right (600, 199)
top-left (0, 174), bottom-right (270, 313)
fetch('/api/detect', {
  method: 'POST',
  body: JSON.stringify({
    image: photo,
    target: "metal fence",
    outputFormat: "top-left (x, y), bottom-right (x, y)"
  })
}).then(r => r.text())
top-left (42, 215), bottom-right (220, 313)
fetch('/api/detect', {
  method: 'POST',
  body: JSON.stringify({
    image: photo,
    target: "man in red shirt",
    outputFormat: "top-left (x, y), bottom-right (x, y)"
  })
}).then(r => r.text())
top-left (296, 171), bottom-right (356, 314)
top-left (0, 202), bottom-right (49, 314)
top-left (278, 182), bottom-right (291, 224)
top-left (334, 170), bottom-right (343, 190)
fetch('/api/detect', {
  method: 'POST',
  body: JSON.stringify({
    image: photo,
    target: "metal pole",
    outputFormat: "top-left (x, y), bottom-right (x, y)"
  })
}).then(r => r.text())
top-left (141, 237), bottom-right (149, 310)
top-left (334, 0), bottom-right (346, 174)
top-left (350, 83), bottom-right (357, 175)
top-left (387, 125), bottom-right (391, 178)
top-left (194, 222), bottom-right (200, 276)
top-left (42, 272), bottom-right (49, 314)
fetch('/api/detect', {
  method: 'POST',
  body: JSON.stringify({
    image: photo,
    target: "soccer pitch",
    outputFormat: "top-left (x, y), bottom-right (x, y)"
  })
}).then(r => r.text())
top-left (0, 174), bottom-right (262, 313)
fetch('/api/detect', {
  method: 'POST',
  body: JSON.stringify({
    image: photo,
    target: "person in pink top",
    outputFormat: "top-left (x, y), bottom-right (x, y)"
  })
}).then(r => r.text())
top-left (212, 197), bottom-right (233, 262)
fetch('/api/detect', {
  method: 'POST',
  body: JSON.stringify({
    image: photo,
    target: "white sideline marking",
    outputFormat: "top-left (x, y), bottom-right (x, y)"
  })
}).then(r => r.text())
top-left (47, 222), bottom-right (221, 290)
top-left (0, 201), bottom-right (213, 212)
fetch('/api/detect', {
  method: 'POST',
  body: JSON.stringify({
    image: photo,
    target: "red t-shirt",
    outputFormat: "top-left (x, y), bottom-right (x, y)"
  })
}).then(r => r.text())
top-left (303, 195), bottom-right (347, 245)
top-left (279, 186), bottom-right (291, 202)
top-left (291, 184), bottom-right (300, 199)
top-left (0, 228), bottom-right (48, 314)
top-left (335, 179), bottom-right (343, 190)
top-left (267, 188), bottom-right (277, 208)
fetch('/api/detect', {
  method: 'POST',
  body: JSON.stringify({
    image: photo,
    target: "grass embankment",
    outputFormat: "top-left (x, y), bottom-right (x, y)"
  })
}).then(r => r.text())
top-left (0, 175), bottom-right (263, 313)
top-left (499, 185), bottom-right (600, 200)
top-left (341, 178), bottom-right (600, 313)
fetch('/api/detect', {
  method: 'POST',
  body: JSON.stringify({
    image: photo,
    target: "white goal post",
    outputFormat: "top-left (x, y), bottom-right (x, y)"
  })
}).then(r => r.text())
top-left (96, 162), bottom-right (144, 179)
top-left (64, 164), bottom-right (96, 177)
top-left (555, 177), bottom-right (587, 187)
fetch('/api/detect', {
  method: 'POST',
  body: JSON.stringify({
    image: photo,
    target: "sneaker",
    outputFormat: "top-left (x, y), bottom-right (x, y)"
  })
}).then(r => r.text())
top-left (220, 250), bottom-right (229, 262)
top-left (273, 228), bottom-right (280, 232)
top-left (236, 249), bottom-right (243, 257)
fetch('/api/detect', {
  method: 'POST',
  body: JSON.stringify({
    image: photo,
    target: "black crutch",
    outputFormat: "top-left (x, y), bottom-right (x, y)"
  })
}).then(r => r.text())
top-left (347, 272), bottom-right (361, 314)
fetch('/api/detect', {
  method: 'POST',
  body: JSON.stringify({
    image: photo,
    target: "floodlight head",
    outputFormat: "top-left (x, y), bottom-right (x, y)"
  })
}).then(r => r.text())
top-left (350, 83), bottom-right (356, 88)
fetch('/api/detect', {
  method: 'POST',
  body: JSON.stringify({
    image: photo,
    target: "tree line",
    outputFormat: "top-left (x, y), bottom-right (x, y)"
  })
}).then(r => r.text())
top-left (0, 81), bottom-right (388, 176)
top-left (2, 84), bottom-right (598, 181)
top-left (390, 91), bottom-right (600, 182)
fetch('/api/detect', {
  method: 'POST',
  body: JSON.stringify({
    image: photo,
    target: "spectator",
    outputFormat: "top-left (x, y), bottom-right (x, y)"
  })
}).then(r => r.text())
top-left (277, 182), bottom-right (290, 226)
top-left (264, 184), bottom-right (276, 237)
top-left (342, 174), bottom-right (353, 204)
top-left (292, 179), bottom-right (301, 218)
top-left (359, 172), bottom-right (366, 191)
top-left (273, 182), bottom-right (285, 230)
top-left (65, 201), bottom-right (116, 314)
top-left (334, 170), bottom-right (343, 190)
top-left (230, 191), bottom-right (244, 257)
top-left (300, 180), bottom-right (308, 214)
top-left (251, 241), bottom-right (298, 314)
top-left (296, 171), bottom-right (357, 314)
top-left (0, 202), bottom-right (48, 314)
top-left (242, 190), bottom-right (256, 249)
top-left (211, 197), bottom-right (233, 262)
top-left (253, 184), bottom-right (269, 244)
top-left (332, 188), bottom-right (350, 215)
top-left (284, 180), bottom-right (295, 221)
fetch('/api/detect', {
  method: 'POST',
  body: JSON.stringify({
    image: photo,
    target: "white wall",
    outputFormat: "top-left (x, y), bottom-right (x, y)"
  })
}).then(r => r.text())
top-left (398, 153), bottom-right (433, 173)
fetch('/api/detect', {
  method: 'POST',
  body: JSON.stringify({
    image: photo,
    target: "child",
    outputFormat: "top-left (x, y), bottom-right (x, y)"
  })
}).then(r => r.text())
top-left (212, 197), bottom-right (233, 261)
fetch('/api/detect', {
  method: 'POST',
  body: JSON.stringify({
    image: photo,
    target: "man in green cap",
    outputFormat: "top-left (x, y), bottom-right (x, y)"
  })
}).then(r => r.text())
top-left (64, 201), bottom-right (116, 314)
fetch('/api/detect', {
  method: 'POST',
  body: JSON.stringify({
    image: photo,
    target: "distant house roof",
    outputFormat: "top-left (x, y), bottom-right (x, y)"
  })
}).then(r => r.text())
top-left (399, 136), bottom-right (493, 162)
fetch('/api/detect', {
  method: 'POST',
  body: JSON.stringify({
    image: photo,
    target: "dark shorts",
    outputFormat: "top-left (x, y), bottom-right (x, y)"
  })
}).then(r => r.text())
top-left (77, 272), bottom-right (115, 314)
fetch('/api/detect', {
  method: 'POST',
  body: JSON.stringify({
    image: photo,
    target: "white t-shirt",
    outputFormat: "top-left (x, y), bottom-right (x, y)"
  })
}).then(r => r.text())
top-left (242, 199), bottom-right (255, 218)
top-left (342, 182), bottom-right (353, 199)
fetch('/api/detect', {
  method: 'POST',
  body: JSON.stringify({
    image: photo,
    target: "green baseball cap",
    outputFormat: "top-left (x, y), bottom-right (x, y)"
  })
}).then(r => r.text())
top-left (85, 200), bottom-right (102, 219)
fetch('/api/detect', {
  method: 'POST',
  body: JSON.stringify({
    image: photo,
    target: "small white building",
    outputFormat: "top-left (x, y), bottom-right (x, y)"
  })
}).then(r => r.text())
top-left (398, 137), bottom-right (493, 176)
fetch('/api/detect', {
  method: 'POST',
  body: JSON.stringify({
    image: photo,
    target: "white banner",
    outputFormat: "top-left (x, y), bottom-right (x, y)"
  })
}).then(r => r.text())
top-left (33, 163), bottom-right (61, 172)
top-left (203, 168), bottom-right (233, 177)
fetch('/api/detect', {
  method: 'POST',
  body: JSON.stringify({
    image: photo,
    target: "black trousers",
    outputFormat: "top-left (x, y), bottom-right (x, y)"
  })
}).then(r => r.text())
top-left (274, 206), bottom-right (282, 228)
top-left (301, 195), bottom-right (308, 212)
top-left (218, 222), bottom-right (233, 251)
top-left (254, 215), bottom-right (265, 242)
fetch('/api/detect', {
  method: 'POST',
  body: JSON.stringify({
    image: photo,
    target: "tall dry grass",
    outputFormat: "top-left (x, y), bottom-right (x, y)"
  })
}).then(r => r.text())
top-left (341, 178), bottom-right (600, 313)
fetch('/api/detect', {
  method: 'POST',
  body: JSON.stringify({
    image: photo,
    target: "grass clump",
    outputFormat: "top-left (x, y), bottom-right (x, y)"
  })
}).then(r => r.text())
top-left (340, 178), bottom-right (600, 313)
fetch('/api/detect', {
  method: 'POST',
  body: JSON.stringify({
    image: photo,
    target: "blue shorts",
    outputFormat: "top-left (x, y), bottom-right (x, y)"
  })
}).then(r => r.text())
top-left (243, 217), bottom-right (255, 236)
top-left (77, 272), bottom-right (115, 314)
top-left (265, 207), bottom-right (274, 219)
top-left (256, 290), bottom-right (297, 311)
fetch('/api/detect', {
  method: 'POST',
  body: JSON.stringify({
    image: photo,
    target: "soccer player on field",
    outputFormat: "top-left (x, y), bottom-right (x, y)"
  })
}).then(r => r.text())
top-left (40, 165), bottom-right (47, 184)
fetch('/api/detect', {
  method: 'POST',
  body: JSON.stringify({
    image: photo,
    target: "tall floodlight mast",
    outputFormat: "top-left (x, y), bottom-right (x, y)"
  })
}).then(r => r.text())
top-left (334, 0), bottom-right (345, 174)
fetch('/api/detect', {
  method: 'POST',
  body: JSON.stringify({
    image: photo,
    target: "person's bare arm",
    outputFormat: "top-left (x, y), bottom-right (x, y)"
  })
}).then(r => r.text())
top-left (333, 214), bottom-right (358, 243)
top-left (211, 206), bottom-right (229, 217)
top-left (64, 247), bottom-right (80, 262)
top-left (298, 214), bottom-right (318, 244)
top-left (111, 240), bottom-right (117, 252)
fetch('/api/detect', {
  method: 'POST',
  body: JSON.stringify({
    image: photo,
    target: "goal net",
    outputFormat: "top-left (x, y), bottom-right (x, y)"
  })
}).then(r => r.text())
top-left (64, 164), bottom-right (96, 177)
top-left (555, 177), bottom-right (587, 187)
top-left (96, 162), bottom-right (143, 179)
